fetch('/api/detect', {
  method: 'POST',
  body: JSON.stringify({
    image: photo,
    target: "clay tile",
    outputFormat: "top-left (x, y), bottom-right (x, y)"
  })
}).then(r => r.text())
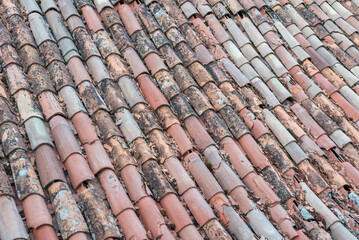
top-left (109, 24), bottom-right (134, 51)
top-left (142, 160), bottom-right (174, 199)
top-left (170, 94), bottom-right (197, 121)
top-left (15, 91), bottom-right (44, 124)
top-left (34, 144), bottom-right (66, 188)
top-left (74, 0), bottom-right (95, 9)
top-left (132, 31), bottom-right (158, 59)
top-left (202, 82), bottom-right (229, 110)
top-left (0, 165), bottom-right (14, 198)
top-left (78, 81), bottom-right (109, 115)
top-left (19, 0), bottom-right (42, 15)
top-left (100, 8), bottom-right (122, 30)
top-left (304, 47), bottom-right (330, 70)
top-left (123, 48), bottom-right (149, 78)
top-left (93, 31), bottom-right (120, 59)
top-left (179, 24), bottom-right (201, 48)
top-left (105, 55), bottom-right (130, 80)
top-left (93, 111), bottom-right (121, 141)
top-left (39, 41), bottom-right (65, 66)
top-left (181, 2), bottom-right (199, 19)
top-left (0, 44), bottom-right (21, 68)
top-left (84, 140), bottom-right (114, 174)
top-left (144, 53), bottom-right (168, 75)
top-left (74, 28), bottom-right (101, 61)
top-left (220, 58), bottom-right (250, 87)
top-left (24, 117), bottom-right (54, 150)
top-left (194, 44), bottom-right (214, 65)
top-left (0, 98), bottom-right (17, 127)
top-left (50, 116), bottom-right (82, 161)
top-left (22, 194), bottom-right (53, 229)
top-left (166, 123), bottom-right (192, 154)
top-left (67, 16), bottom-right (86, 32)
top-left (28, 13), bottom-right (56, 46)
top-left (9, 150), bottom-right (44, 199)
top-left (97, 79), bottom-right (129, 112)
top-left (99, 169), bottom-right (133, 216)
top-left (84, 58), bottom-right (109, 84)
top-left (205, 14), bottom-right (231, 44)
top-left (0, 22), bottom-right (14, 48)
top-left (3, 65), bottom-right (30, 96)
top-left (48, 182), bottom-right (88, 239)
top-left (312, 73), bottom-right (337, 96)
top-left (82, 6), bottom-right (104, 33)
top-left (66, 58), bottom-right (90, 86)
top-left (201, 110), bottom-right (232, 143)
top-left (45, 11), bottom-right (71, 41)
top-left (237, 0), bottom-right (256, 10)
top-left (132, 104), bottom-right (162, 134)
top-left (175, 42), bottom-right (199, 67)
top-left (263, 109), bottom-right (295, 147)
top-left (58, 38), bottom-right (78, 58)
top-left (118, 75), bottom-right (146, 107)
top-left (148, 129), bottom-right (175, 161)
top-left (136, 4), bottom-right (160, 33)
top-left (302, 59), bottom-right (320, 77)
top-left (116, 109), bottom-right (145, 143)
top-left (64, 49), bottom-right (81, 62)
top-left (284, 141), bottom-right (308, 164)
top-left (18, 45), bottom-right (44, 72)
top-left (150, 4), bottom-right (177, 32)
top-left (48, 61), bottom-right (75, 90)
top-left (41, 0), bottom-right (59, 13)
top-left (156, 105), bottom-right (180, 129)
top-left (137, 74), bottom-right (169, 110)
top-left (79, 188), bottom-right (121, 239)
top-left (274, 46), bottom-right (299, 70)
top-left (150, 30), bottom-right (171, 50)
top-left (154, 70), bottom-right (181, 99)
top-left (58, 86), bottom-right (87, 118)
top-left (71, 112), bottom-right (98, 144)
top-left (0, 122), bottom-right (27, 156)
top-left (64, 153), bottom-right (94, 188)
top-left (119, 165), bottom-right (148, 202)
top-left (185, 86), bottom-right (212, 115)
top-left (165, 28), bottom-right (186, 47)
top-left (243, 172), bottom-right (280, 205)
top-left (116, 4), bottom-right (142, 36)
top-left (220, 106), bottom-right (250, 139)
top-left (158, 45), bottom-right (181, 69)
top-left (249, 117), bottom-right (271, 138)
top-left (32, 225), bottom-right (58, 240)
top-left (205, 62), bottom-right (229, 84)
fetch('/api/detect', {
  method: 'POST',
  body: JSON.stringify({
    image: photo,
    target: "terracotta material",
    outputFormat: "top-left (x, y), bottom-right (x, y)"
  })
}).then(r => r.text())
top-left (120, 165), bottom-right (149, 203)
top-left (184, 116), bottom-right (215, 150)
top-left (64, 153), bottom-right (94, 189)
top-left (22, 194), bottom-right (53, 229)
top-left (38, 91), bottom-right (65, 120)
top-left (116, 4), bottom-right (142, 36)
top-left (34, 144), bottom-right (66, 187)
top-left (144, 53), bottom-right (168, 75)
top-left (82, 5), bottom-right (104, 33)
top-left (32, 225), bottom-right (58, 240)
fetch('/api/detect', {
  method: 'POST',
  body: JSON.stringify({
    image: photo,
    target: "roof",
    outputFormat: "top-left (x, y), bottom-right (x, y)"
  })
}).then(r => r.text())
top-left (0, 0), bottom-right (359, 239)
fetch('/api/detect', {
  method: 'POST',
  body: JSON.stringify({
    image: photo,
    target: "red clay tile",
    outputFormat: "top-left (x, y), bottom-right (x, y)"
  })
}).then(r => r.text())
top-left (123, 47), bottom-right (149, 78)
top-left (238, 134), bottom-right (270, 170)
top-left (220, 137), bottom-right (254, 178)
top-left (64, 153), bottom-right (94, 189)
top-left (34, 145), bottom-right (66, 187)
top-left (71, 112), bottom-right (98, 144)
top-left (184, 116), bottom-right (216, 150)
top-left (38, 91), bottom-right (65, 120)
top-left (116, 209), bottom-right (149, 239)
top-left (120, 165), bottom-right (148, 203)
top-left (144, 53), bottom-right (168, 75)
top-left (315, 134), bottom-right (336, 150)
top-left (68, 57), bottom-right (92, 86)
top-left (116, 4), bottom-right (141, 36)
top-left (330, 92), bottom-right (359, 122)
top-left (32, 225), bottom-right (58, 240)
top-left (82, 5), bottom-right (104, 33)
top-left (22, 194), bottom-right (53, 229)
top-left (160, 193), bottom-right (193, 232)
top-left (137, 74), bottom-right (169, 110)
top-left (166, 123), bottom-right (192, 154)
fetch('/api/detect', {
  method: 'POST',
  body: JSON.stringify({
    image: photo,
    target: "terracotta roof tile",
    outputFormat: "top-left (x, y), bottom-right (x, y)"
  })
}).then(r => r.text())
top-left (3, 0), bottom-right (359, 238)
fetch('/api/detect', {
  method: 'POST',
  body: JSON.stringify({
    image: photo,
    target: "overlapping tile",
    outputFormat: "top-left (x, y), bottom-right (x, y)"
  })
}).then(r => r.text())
top-left (1, 0), bottom-right (359, 239)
